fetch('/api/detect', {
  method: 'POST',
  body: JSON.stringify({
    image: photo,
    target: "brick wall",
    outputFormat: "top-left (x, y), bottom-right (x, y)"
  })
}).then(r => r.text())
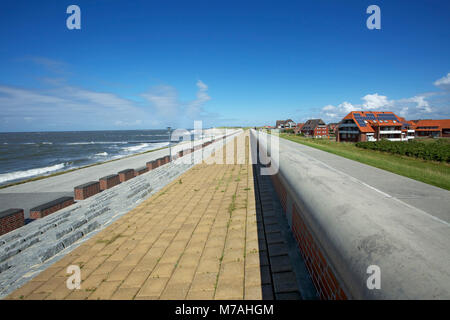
top-left (135, 166), bottom-right (148, 176)
top-left (292, 204), bottom-right (347, 300)
top-left (270, 171), bottom-right (348, 300)
top-left (99, 174), bottom-right (120, 190)
top-left (271, 174), bottom-right (287, 214)
top-left (118, 169), bottom-right (135, 182)
top-left (146, 160), bottom-right (156, 170)
top-left (30, 197), bottom-right (75, 219)
top-left (74, 181), bottom-right (100, 200)
top-left (0, 209), bottom-right (24, 236)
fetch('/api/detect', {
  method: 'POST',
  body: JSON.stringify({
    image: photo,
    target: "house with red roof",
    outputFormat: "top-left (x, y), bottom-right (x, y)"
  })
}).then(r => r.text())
top-left (336, 111), bottom-right (414, 142)
top-left (301, 119), bottom-right (329, 138)
top-left (410, 119), bottom-right (450, 138)
top-left (294, 122), bottom-right (304, 134)
top-left (275, 119), bottom-right (296, 130)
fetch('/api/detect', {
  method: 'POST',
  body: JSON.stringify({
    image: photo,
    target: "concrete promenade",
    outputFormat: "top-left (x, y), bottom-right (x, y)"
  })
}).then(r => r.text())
top-left (6, 132), bottom-right (268, 300)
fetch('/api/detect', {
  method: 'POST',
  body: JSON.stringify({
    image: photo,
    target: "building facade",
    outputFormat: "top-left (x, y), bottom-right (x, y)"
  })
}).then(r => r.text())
top-left (337, 111), bottom-right (415, 142)
top-left (275, 119), bottom-right (296, 129)
top-left (301, 119), bottom-right (329, 138)
top-left (410, 119), bottom-right (450, 138)
top-left (294, 123), bottom-right (304, 134)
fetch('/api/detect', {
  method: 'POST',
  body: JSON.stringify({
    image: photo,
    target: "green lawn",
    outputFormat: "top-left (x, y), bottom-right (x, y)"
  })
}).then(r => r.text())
top-left (280, 134), bottom-right (450, 191)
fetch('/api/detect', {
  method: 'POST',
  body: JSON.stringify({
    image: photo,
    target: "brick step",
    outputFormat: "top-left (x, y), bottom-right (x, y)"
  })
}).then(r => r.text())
top-left (74, 181), bottom-right (100, 200)
top-left (0, 209), bottom-right (24, 236)
top-left (118, 169), bottom-right (135, 182)
top-left (99, 174), bottom-right (120, 190)
top-left (30, 197), bottom-right (75, 219)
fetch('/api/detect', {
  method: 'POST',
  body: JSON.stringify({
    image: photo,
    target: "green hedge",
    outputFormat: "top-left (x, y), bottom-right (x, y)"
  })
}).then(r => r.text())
top-left (355, 139), bottom-right (450, 162)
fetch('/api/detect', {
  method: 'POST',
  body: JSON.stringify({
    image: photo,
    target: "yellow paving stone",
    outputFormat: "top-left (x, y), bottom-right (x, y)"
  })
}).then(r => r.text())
top-left (29, 267), bottom-right (63, 282)
top-left (134, 256), bottom-right (159, 272)
top-left (33, 276), bottom-right (66, 294)
top-left (189, 272), bottom-right (217, 292)
top-left (168, 266), bottom-right (196, 285)
top-left (106, 265), bottom-right (134, 281)
top-left (160, 282), bottom-right (191, 300)
top-left (65, 289), bottom-right (91, 300)
top-left (244, 285), bottom-right (263, 300)
top-left (196, 259), bottom-right (221, 274)
top-left (110, 287), bottom-right (139, 300)
top-left (245, 252), bottom-right (260, 268)
top-left (186, 289), bottom-right (215, 300)
top-left (178, 253), bottom-right (202, 268)
top-left (6, 280), bottom-right (46, 299)
top-left (44, 282), bottom-right (72, 300)
top-left (120, 271), bottom-right (151, 288)
top-left (25, 292), bottom-right (50, 300)
top-left (245, 266), bottom-right (262, 288)
top-left (220, 261), bottom-right (245, 280)
top-left (151, 262), bottom-right (176, 278)
top-left (87, 280), bottom-right (121, 300)
top-left (7, 131), bottom-right (262, 300)
top-left (136, 277), bottom-right (169, 297)
top-left (92, 260), bottom-right (121, 275)
top-left (81, 274), bottom-right (107, 290)
top-left (215, 280), bottom-right (244, 300)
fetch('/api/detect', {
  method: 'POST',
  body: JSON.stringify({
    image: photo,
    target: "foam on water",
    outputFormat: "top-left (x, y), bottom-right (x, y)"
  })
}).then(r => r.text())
top-left (0, 163), bottom-right (67, 184)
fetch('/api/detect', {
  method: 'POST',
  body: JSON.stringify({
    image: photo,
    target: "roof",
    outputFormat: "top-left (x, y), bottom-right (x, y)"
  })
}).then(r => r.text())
top-left (301, 119), bottom-right (326, 131)
top-left (341, 111), bottom-right (406, 133)
top-left (276, 119), bottom-right (296, 127)
top-left (413, 119), bottom-right (450, 130)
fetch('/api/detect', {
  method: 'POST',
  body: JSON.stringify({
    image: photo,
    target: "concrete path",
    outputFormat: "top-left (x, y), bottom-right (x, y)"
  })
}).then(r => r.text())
top-left (279, 137), bottom-right (450, 223)
top-left (5, 132), bottom-right (269, 300)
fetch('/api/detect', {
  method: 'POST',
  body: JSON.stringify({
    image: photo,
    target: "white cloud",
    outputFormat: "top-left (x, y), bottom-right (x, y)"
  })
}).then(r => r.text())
top-left (0, 79), bottom-right (214, 131)
top-left (362, 93), bottom-right (391, 109)
top-left (141, 80), bottom-right (212, 123)
top-left (434, 73), bottom-right (450, 90)
top-left (318, 74), bottom-right (450, 122)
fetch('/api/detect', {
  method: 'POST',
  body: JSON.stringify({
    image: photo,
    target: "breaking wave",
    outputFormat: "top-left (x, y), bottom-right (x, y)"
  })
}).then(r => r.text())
top-left (0, 163), bottom-right (68, 184)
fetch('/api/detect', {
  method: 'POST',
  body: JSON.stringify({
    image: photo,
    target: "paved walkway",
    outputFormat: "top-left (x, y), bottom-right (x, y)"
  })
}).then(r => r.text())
top-left (6, 132), bottom-right (265, 300)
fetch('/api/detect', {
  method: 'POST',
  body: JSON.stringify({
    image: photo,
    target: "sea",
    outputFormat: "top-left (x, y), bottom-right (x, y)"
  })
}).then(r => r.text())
top-left (0, 130), bottom-right (175, 186)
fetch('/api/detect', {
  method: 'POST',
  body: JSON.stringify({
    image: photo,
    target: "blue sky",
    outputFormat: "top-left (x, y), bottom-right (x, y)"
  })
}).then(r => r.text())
top-left (0, 0), bottom-right (449, 131)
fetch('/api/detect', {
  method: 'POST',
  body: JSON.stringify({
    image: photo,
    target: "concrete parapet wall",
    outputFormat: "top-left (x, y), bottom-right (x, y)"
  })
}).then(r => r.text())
top-left (251, 129), bottom-right (450, 299)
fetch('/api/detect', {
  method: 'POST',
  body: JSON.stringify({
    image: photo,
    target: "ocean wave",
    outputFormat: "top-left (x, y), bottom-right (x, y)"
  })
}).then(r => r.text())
top-left (0, 163), bottom-right (67, 184)
top-left (123, 143), bottom-right (151, 152)
top-left (95, 152), bottom-right (108, 156)
top-left (122, 142), bottom-right (169, 153)
top-left (67, 141), bottom-right (128, 145)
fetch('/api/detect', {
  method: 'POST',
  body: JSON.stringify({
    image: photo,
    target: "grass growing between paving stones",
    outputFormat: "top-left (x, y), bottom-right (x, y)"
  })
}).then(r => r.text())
top-left (280, 133), bottom-right (450, 190)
